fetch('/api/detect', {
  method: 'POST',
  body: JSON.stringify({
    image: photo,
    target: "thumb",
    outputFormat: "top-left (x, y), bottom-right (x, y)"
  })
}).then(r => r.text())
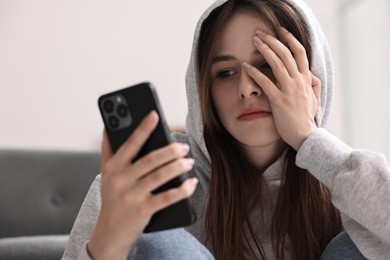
top-left (311, 72), bottom-right (321, 108)
top-left (101, 129), bottom-right (114, 170)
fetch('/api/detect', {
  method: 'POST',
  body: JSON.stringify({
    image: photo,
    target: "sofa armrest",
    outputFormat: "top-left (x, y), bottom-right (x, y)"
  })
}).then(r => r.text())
top-left (0, 235), bottom-right (68, 260)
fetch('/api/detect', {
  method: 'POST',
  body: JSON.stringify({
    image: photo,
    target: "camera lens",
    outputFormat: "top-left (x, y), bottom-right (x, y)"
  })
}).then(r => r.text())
top-left (108, 116), bottom-right (119, 129)
top-left (103, 100), bottom-right (114, 113)
top-left (117, 104), bottom-right (128, 118)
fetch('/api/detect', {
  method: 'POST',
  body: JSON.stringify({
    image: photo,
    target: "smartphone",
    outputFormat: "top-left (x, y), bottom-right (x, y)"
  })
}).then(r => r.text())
top-left (98, 82), bottom-right (196, 233)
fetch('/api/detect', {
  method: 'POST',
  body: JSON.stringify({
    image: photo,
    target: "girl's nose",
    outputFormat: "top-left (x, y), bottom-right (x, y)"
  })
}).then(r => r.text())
top-left (238, 71), bottom-right (262, 99)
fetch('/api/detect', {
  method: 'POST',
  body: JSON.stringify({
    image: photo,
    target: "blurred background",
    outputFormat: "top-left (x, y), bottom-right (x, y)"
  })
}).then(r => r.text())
top-left (0, 0), bottom-right (389, 159)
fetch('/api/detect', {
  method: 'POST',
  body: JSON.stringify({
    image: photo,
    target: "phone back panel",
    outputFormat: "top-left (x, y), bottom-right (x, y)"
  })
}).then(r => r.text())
top-left (99, 83), bottom-right (170, 161)
top-left (98, 82), bottom-right (195, 232)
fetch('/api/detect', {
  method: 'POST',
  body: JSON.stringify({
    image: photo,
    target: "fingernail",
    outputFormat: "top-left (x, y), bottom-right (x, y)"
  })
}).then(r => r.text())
top-left (190, 177), bottom-right (198, 186)
top-left (146, 110), bottom-right (157, 123)
top-left (182, 143), bottom-right (190, 152)
top-left (280, 27), bottom-right (288, 33)
top-left (186, 158), bottom-right (195, 166)
top-left (253, 36), bottom-right (263, 45)
top-left (256, 29), bottom-right (267, 37)
top-left (242, 62), bottom-right (252, 69)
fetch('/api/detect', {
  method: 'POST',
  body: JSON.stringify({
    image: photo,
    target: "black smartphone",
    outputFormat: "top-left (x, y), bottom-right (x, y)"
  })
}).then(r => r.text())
top-left (98, 82), bottom-right (196, 233)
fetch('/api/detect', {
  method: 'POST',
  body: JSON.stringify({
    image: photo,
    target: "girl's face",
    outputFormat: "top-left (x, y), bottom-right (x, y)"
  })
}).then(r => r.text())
top-left (210, 11), bottom-right (284, 165)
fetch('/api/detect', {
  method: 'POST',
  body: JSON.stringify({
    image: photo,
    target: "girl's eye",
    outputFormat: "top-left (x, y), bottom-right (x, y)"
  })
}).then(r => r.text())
top-left (259, 63), bottom-right (273, 76)
top-left (260, 63), bottom-right (271, 70)
top-left (217, 69), bottom-right (236, 78)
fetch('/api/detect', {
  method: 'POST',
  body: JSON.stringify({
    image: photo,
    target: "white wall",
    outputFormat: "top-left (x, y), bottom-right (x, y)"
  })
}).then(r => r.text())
top-left (0, 0), bottom-right (213, 151)
top-left (1, 0), bottom-right (389, 159)
top-left (342, 0), bottom-right (390, 156)
top-left (304, 0), bottom-right (346, 140)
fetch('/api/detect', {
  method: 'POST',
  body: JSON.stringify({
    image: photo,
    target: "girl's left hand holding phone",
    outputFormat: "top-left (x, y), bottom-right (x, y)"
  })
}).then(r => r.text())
top-left (243, 27), bottom-right (321, 151)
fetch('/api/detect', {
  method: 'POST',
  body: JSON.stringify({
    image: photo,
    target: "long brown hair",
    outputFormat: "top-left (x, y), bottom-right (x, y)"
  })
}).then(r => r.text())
top-left (197, 0), bottom-right (342, 259)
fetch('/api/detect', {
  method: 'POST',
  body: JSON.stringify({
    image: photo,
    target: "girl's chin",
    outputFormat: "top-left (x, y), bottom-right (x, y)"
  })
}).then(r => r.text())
top-left (237, 136), bottom-right (284, 149)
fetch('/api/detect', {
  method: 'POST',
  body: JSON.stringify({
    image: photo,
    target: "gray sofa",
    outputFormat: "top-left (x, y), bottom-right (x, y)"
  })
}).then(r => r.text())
top-left (0, 149), bottom-right (100, 260)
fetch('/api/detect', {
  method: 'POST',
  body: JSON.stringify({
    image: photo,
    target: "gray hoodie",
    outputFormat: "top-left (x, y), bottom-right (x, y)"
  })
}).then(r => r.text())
top-left (62, 0), bottom-right (390, 259)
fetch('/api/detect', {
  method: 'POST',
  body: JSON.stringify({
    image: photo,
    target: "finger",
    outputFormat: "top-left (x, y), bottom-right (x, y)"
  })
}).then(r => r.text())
top-left (137, 157), bottom-right (194, 193)
top-left (253, 37), bottom-right (291, 87)
top-left (279, 27), bottom-right (309, 74)
top-left (101, 129), bottom-right (114, 169)
top-left (147, 178), bottom-right (198, 213)
top-left (255, 29), bottom-right (299, 77)
top-left (311, 72), bottom-right (321, 108)
top-left (115, 110), bottom-right (159, 165)
top-left (242, 62), bottom-right (280, 101)
top-left (128, 142), bottom-right (190, 180)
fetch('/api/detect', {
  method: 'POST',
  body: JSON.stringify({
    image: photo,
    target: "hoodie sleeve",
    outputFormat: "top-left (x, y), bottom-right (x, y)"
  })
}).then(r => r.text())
top-left (296, 128), bottom-right (390, 259)
top-left (62, 175), bottom-right (102, 260)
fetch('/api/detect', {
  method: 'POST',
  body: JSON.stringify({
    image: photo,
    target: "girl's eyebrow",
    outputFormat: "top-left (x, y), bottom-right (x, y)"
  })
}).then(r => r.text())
top-left (212, 55), bottom-right (235, 64)
top-left (212, 50), bottom-right (261, 64)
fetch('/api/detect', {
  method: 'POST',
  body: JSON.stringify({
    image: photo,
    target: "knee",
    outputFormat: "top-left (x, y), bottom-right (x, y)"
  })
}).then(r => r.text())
top-left (321, 231), bottom-right (367, 260)
top-left (129, 228), bottom-right (214, 260)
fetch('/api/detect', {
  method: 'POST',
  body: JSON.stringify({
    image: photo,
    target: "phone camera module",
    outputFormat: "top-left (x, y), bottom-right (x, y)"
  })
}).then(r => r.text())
top-left (101, 94), bottom-right (132, 131)
top-left (117, 104), bottom-right (128, 118)
top-left (103, 100), bottom-right (114, 113)
top-left (108, 116), bottom-right (120, 129)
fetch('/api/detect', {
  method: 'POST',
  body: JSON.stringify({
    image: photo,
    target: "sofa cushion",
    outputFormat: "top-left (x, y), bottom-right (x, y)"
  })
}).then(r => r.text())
top-left (0, 149), bottom-right (100, 238)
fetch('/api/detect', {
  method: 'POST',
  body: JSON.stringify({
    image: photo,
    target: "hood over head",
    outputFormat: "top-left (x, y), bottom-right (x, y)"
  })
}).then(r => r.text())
top-left (185, 0), bottom-right (334, 162)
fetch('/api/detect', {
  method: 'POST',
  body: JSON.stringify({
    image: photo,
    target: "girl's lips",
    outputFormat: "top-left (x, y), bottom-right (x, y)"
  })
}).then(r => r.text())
top-left (238, 111), bottom-right (272, 121)
top-left (237, 106), bottom-right (271, 121)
